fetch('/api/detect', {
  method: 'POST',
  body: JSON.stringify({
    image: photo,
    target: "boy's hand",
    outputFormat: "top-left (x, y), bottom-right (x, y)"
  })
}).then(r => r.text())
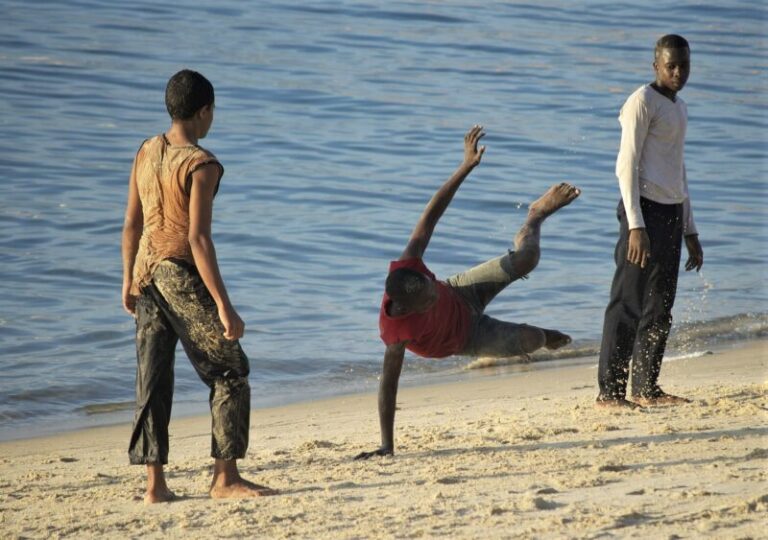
top-left (627, 228), bottom-right (651, 268)
top-left (463, 125), bottom-right (486, 168)
top-left (122, 281), bottom-right (137, 316)
top-left (218, 303), bottom-right (245, 340)
top-left (684, 234), bottom-right (703, 271)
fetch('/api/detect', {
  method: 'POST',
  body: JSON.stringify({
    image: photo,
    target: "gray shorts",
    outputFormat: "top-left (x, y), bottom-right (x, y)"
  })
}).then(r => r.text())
top-left (446, 252), bottom-right (531, 358)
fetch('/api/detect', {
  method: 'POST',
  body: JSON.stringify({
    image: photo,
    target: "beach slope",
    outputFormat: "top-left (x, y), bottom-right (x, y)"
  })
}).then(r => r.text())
top-left (1, 341), bottom-right (765, 539)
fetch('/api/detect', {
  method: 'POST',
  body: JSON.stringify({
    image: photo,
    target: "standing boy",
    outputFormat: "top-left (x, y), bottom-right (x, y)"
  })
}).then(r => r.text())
top-left (356, 125), bottom-right (579, 460)
top-left (596, 35), bottom-right (704, 409)
top-left (122, 69), bottom-right (276, 502)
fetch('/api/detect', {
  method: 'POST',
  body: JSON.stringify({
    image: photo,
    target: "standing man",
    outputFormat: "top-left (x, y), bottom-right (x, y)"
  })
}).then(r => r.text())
top-left (597, 35), bottom-right (704, 409)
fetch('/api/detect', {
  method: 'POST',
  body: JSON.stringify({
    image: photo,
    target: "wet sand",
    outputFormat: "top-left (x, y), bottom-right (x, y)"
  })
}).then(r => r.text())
top-left (1, 341), bottom-right (765, 539)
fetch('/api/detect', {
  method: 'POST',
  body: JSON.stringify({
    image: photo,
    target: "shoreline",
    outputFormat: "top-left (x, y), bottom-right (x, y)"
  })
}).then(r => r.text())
top-left (0, 336), bottom-right (765, 444)
top-left (2, 339), bottom-right (766, 538)
top-left (0, 336), bottom-right (760, 444)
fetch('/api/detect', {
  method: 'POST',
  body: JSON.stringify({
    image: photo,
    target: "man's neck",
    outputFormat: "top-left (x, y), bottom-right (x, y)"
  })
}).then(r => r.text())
top-left (650, 82), bottom-right (677, 102)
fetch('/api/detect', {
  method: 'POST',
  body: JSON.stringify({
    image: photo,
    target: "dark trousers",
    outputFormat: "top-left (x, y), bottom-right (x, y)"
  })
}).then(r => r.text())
top-left (598, 198), bottom-right (683, 399)
top-left (129, 259), bottom-right (251, 465)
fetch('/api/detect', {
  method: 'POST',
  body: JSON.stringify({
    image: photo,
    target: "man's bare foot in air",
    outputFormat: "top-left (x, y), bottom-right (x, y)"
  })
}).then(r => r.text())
top-left (529, 183), bottom-right (581, 220)
top-left (144, 487), bottom-right (177, 504)
top-left (210, 478), bottom-right (278, 499)
top-left (634, 392), bottom-right (691, 406)
top-left (543, 328), bottom-right (571, 350)
top-left (595, 396), bottom-right (643, 410)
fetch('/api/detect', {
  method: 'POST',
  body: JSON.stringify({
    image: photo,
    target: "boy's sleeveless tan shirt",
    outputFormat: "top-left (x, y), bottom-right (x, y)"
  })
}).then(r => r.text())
top-left (130, 134), bottom-right (223, 295)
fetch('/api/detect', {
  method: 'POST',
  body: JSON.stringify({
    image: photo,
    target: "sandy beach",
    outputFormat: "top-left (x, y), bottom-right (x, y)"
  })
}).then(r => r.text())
top-left (1, 341), bottom-right (765, 539)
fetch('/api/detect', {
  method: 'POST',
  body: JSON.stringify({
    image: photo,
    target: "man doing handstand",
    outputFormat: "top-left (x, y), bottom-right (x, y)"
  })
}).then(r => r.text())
top-left (356, 125), bottom-right (580, 460)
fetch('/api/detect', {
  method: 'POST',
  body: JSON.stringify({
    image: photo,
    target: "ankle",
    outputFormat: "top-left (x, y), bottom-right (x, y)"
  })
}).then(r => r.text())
top-left (212, 459), bottom-right (242, 487)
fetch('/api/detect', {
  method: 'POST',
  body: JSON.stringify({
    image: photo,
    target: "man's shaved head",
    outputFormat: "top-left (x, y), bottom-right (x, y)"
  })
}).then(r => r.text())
top-left (655, 34), bottom-right (689, 59)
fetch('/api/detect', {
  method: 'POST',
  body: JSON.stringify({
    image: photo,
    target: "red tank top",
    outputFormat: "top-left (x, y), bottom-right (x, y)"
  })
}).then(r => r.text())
top-left (379, 258), bottom-right (471, 358)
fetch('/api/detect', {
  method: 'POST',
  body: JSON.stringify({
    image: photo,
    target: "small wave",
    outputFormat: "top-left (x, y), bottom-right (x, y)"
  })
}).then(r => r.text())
top-left (465, 312), bottom-right (767, 370)
top-left (664, 350), bottom-right (715, 363)
top-left (465, 344), bottom-right (598, 370)
top-left (77, 401), bottom-right (135, 415)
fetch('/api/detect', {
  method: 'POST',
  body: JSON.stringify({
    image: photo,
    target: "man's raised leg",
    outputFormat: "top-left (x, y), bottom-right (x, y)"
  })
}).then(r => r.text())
top-left (511, 183), bottom-right (581, 277)
top-left (459, 184), bottom-right (580, 359)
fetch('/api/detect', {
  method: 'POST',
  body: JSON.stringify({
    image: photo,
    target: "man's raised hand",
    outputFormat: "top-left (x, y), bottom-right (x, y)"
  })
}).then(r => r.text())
top-left (463, 125), bottom-right (486, 168)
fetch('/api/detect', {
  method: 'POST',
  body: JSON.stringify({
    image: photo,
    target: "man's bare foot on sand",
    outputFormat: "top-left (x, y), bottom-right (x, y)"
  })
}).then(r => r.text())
top-left (634, 392), bottom-right (691, 406)
top-left (210, 478), bottom-right (278, 499)
top-left (528, 183), bottom-right (581, 220)
top-left (543, 328), bottom-right (571, 350)
top-left (144, 487), bottom-right (177, 504)
top-left (595, 396), bottom-right (643, 410)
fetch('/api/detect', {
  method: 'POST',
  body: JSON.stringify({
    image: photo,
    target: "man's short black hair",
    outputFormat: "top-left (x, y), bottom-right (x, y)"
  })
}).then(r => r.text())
top-left (165, 69), bottom-right (215, 120)
top-left (655, 34), bottom-right (689, 59)
top-left (386, 267), bottom-right (428, 307)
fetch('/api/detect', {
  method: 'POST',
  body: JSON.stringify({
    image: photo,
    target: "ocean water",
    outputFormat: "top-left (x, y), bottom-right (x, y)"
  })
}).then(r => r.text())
top-left (0, 0), bottom-right (765, 441)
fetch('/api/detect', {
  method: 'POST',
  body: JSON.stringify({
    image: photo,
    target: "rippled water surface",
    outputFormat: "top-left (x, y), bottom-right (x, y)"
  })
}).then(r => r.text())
top-left (0, 1), bottom-right (765, 439)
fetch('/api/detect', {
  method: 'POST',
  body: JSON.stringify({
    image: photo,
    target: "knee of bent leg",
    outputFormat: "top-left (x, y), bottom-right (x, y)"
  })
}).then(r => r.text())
top-left (511, 247), bottom-right (539, 277)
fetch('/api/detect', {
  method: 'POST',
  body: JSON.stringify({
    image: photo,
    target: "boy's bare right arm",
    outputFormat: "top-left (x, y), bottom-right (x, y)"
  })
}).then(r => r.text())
top-left (399, 126), bottom-right (485, 261)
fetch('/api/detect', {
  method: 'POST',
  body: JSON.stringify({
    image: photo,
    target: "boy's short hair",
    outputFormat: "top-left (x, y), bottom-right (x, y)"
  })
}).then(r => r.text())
top-left (386, 267), bottom-right (428, 307)
top-left (165, 69), bottom-right (215, 120)
top-left (655, 34), bottom-right (689, 58)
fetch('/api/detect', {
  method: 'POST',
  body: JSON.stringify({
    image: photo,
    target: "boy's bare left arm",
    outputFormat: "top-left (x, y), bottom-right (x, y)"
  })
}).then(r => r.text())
top-left (188, 163), bottom-right (244, 341)
top-left (400, 126), bottom-right (486, 261)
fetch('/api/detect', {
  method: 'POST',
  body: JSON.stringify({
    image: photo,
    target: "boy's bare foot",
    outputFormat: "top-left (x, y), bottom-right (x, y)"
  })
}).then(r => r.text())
top-left (595, 396), bottom-right (642, 410)
top-left (144, 487), bottom-right (177, 504)
top-left (543, 328), bottom-right (571, 350)
top-left (210, 458), bottom-right (278, 499)
top-left (210, 478), bottom-right (278, 499)
top-left (634, 392), bottom-right (691, 406)
top-left (528, 183), bottom-right (581, 220)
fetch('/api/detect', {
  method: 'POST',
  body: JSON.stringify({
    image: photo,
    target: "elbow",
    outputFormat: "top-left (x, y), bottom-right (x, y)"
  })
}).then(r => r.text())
top-left (122, 215), bottom-right (142, 235)
top-left (188, 231), bottom-right (211, 251)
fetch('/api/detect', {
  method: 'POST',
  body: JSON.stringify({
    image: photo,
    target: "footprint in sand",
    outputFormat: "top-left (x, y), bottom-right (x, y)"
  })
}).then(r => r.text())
top-left (597, 464), bottom-right (631, 472)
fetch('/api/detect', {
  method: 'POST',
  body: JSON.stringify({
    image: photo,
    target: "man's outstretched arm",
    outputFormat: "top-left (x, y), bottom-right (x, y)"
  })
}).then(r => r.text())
top-left (354, 342), bottom-right (406, 460)
top-left (400, 125), bottom-right (485, 261)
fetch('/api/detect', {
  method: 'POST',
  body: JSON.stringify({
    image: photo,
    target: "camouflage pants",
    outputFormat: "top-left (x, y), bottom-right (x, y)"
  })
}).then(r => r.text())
top-left (128, 259), bottom-right (250, 464)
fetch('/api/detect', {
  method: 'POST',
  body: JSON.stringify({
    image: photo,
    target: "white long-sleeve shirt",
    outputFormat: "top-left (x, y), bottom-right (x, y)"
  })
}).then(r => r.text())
top-left (615, 84), bottom-right (697, 235)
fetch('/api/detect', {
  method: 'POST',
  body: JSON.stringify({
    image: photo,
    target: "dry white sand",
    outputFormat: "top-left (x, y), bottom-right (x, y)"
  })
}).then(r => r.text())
top-left (1, 341), bottom-right (766, 539)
